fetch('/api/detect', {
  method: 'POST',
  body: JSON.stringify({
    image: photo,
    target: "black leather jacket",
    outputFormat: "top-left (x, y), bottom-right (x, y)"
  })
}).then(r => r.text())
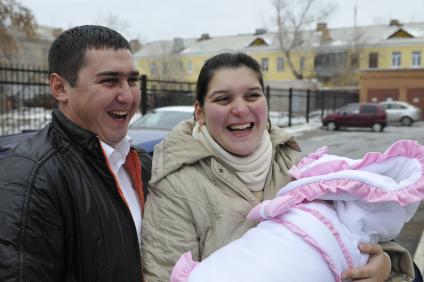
top-left (0, 110), bottom-right (149, 282)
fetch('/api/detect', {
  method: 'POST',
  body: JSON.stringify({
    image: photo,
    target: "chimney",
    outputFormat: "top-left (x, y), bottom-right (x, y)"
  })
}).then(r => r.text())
top-left (316, 22), bottom-right (331, 44)
top-left (198, 33), bottom-right (211, 41)
top-left (52, 28), bottom-right (64, 38)
top-left (254, 28), bottom-right (267, 35)
top-left (389, 19), bottom-right (401, 26)
top-left (316, 22), bottom-right (327, 32)
top-left (172, 37), bottom-right (184, 53)
top-left (130, 39), bottom-right (142, 52)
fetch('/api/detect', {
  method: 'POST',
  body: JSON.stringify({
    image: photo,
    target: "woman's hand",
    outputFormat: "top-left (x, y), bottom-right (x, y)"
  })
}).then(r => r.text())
top-left (341, 243), bottom-right (391, 281)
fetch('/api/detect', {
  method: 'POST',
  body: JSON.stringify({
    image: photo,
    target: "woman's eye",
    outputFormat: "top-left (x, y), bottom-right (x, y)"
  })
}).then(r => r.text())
top-left (246, 92), bottom-right (262, 100)
top-left (214, 96), bottom-right (230, 104)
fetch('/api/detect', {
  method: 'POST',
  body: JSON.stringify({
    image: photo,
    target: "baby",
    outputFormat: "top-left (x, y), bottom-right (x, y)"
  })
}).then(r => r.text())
top-left (171, 140), bottom-right (424, 282)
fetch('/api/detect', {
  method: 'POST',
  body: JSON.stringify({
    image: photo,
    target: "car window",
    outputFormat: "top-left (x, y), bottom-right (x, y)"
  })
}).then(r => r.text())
top-left (360, 105), bottom-right (378, 114)
top-left (341, 103), bottom-right (359, 114)
top-left (385, 103), bottom-right (405, 110)
top-left (129, 111), bottom-right (193, 130)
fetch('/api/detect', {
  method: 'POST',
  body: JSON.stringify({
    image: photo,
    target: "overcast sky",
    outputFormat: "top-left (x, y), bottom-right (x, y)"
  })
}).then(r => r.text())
top-left (20, 0), bottom-right (424, 42)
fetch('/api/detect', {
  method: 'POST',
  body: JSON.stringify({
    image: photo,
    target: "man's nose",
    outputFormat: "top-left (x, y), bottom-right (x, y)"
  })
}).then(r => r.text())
top-left (117, 80), bottom-right (135, 103)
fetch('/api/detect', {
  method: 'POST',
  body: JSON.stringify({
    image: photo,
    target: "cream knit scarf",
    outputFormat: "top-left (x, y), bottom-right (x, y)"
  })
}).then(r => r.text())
top-left (192, 122), bottom-right (273, 191)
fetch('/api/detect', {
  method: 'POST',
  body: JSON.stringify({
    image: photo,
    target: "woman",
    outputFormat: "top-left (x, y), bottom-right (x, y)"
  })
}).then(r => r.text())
top-left (142, 52), bottom-right (414, 281)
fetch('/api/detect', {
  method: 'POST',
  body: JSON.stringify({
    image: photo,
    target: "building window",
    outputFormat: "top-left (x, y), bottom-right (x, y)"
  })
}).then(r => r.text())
top-left (392, 51), bottom-right (401, 67)
top-left (368, 52), bottom-right (378, 68)
top-left (261, 58), bottom-right (269, 72)
top-left (178, 61), bottom-right (184, 71)
top-left (351, 52), bottom-right (359, 67)
top-left (187, 61), bottom-right (192, 74)
top-left (161, 62), bottom-right (168, 75)
top-left (277, 57), bottom-right (284, 72)
top-left (150, 63), bottom-right (158, 75)
top-left (299, 56), bottom-right (305, 73)
top-left (412, 51), bottom-right (421, 67)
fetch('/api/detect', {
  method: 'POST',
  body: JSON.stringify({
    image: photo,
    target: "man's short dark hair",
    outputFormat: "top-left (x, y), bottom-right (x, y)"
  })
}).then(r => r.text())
top-left (48, 25), bottom-right (132, 86)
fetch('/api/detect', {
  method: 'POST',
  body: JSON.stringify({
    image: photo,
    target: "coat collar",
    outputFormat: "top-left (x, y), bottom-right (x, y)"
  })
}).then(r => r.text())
top-left (51, 109), bottom-right (103, 159)
top-left (151, 119), bottom-right (300, 185)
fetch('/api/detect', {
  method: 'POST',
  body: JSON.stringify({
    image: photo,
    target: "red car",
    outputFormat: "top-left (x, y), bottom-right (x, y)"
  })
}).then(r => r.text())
top-left (322, 103), bottom-right (387, 132)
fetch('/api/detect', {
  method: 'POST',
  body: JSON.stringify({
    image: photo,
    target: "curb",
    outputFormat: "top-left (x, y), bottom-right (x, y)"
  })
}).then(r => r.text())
top-left (414, 230), bottom-right (424, 275)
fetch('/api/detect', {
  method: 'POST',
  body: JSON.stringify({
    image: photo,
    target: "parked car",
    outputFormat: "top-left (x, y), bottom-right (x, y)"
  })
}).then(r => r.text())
top-left (322, 103), bottom-right (387, 132)
top-left (0, 106), bottom-right (194, 158)
top-left (379, 100), bottom-right (422, 126)
top-left (128, 106), bottom-right (194, 155)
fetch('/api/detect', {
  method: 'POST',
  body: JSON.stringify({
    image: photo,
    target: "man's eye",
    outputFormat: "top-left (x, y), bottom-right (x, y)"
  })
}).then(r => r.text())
top-left (101, 78), bottom-right (119, 86)
top-left (128, 77), bottom-right (140, 87)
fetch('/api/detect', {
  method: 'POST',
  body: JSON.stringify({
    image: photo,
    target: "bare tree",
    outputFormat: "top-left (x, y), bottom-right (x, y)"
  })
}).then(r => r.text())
top-left (0, 0), bottom-right (36, 62)
top-left (95, 12), bottom-right (136, 39)
top-left (272, 0), bottom-right (336, 79)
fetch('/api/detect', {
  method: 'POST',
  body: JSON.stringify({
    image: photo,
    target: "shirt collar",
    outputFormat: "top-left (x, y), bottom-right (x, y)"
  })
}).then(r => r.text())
top-left (100, 136), bottom-right (133, 173)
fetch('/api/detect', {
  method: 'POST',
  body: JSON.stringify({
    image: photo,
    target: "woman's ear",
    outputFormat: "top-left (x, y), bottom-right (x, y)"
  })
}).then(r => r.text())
top-left (50, 73), bottom-right (69, 103)
top-left (194, 101), bottom-right (205, 125)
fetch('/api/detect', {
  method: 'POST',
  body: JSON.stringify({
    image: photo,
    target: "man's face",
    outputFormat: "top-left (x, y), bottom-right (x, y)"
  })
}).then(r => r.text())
top-left (60, 48), bottom-right (141, 146)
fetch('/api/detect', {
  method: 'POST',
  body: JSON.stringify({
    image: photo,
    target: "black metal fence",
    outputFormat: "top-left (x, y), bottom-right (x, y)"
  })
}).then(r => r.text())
top-left (0, 65), bottom-right (52, 136)
top-left (0, 65), bottom-right (358, 136)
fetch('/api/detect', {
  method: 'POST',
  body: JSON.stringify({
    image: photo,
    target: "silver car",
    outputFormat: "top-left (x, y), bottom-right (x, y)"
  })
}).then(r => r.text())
top-left (379, 101), bottom-right (422, 126)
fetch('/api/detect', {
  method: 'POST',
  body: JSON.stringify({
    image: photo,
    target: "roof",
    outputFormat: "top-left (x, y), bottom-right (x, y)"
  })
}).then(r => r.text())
top-left (134, 21), bottom-right (424, 58)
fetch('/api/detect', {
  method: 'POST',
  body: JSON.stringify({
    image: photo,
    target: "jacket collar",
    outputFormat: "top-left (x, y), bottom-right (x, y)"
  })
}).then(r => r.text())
top-left (51, 109), bottom-right (103, 159)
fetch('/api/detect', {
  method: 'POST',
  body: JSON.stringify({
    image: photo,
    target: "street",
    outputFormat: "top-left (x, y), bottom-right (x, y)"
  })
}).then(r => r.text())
top-left (294, 121), bottom-right (424, 256)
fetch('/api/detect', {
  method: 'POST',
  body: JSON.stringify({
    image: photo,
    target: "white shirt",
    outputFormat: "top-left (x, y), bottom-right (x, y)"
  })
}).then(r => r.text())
top-left (100, 136), bottom-right (142, 243)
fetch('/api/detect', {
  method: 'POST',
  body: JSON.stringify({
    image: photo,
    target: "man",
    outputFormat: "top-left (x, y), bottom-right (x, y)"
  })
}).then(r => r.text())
top-left (0, 25), bottom-right (148, 281)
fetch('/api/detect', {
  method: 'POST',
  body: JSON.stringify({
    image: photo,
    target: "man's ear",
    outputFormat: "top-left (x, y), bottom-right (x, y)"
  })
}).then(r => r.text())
top-left (50, 73), bottom-right (69, 103)
top-left (194, 101), bottom-right (205, 125)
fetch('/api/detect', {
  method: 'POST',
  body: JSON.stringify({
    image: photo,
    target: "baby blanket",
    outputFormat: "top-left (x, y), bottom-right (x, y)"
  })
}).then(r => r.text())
top-left (171, 140), bottom-right (424, 282)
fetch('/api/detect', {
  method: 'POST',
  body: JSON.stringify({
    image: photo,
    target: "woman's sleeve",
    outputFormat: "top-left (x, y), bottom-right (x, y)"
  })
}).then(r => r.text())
top-left (142, 177), bottom-right (206, 282)
top-left (381, 241), bottom-right (415, 281)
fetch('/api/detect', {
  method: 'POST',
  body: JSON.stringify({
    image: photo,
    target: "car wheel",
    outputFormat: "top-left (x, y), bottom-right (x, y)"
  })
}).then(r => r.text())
top-left (327, 121), bottom-right (337, 131)
top-left (400, 117), bottom-right (413, 126)
top-left (372, 123), bottom-right (383, 132)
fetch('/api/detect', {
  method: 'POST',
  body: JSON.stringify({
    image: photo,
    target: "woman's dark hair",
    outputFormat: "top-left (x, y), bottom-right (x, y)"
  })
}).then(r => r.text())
top-left (195, 52), bottom-right (264, 107)
top-left (48, 25), bottom-right (131, 86)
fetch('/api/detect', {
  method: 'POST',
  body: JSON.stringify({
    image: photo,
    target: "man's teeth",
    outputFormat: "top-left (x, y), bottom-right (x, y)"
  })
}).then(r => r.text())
top-left (110, 111), bottom-right (128, 116)
top-left (108, 111), bottom-right (128, 119)
top-left (229, 123), bottom-right (252, 130)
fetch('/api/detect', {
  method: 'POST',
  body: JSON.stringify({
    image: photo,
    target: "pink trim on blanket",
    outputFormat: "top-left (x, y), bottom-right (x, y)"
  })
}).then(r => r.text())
top-left (290, 140), bottom-right (424, 180)
top-left (295, 205), bottom-right (354, 269)
top-left (247, 140), bottom-right (424, 219)
top-left (271, 217), bottom-right (341, 282)
top-left (290, 145), bottom-right (328, 174)
top-left (170, 252), bottom-right (199, 282)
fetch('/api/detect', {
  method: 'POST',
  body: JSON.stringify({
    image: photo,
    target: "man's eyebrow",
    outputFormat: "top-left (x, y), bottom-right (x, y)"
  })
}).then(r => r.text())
top-left (96, 71), bottom-right (140, 77)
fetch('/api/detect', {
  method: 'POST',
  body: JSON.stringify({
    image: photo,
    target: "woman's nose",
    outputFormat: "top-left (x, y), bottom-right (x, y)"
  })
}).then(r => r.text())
top-left (230, 100), bottom-right (249, 116)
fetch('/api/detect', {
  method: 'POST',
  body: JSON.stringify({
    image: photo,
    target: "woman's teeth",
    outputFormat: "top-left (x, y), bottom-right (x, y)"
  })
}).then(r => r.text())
top-left (228, 123), bottom-right (253, 131)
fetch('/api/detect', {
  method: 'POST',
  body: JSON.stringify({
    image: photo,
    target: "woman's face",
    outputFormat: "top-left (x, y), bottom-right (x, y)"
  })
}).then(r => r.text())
top-left (195, 66), bottom-right (268, 156)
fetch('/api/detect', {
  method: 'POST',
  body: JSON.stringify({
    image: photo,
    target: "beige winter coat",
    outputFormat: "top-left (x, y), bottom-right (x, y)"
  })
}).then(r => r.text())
top-left (142, 119), bottom-right (301, 281)
top-left (141, 119), bottom-right (415, 282)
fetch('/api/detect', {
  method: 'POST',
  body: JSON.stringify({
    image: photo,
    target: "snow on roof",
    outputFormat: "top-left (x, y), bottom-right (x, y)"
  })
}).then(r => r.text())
top-left (135, 22), bottom-right (424, 57)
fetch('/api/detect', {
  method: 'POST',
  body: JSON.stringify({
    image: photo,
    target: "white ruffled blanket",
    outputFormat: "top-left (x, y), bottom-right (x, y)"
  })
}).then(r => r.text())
top-left (171, 140), bottom-right (424, 282)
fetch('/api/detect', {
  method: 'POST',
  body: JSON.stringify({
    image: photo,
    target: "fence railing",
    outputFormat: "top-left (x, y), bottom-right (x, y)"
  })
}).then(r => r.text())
top-left (0, 65), bottom-right (358, 136)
